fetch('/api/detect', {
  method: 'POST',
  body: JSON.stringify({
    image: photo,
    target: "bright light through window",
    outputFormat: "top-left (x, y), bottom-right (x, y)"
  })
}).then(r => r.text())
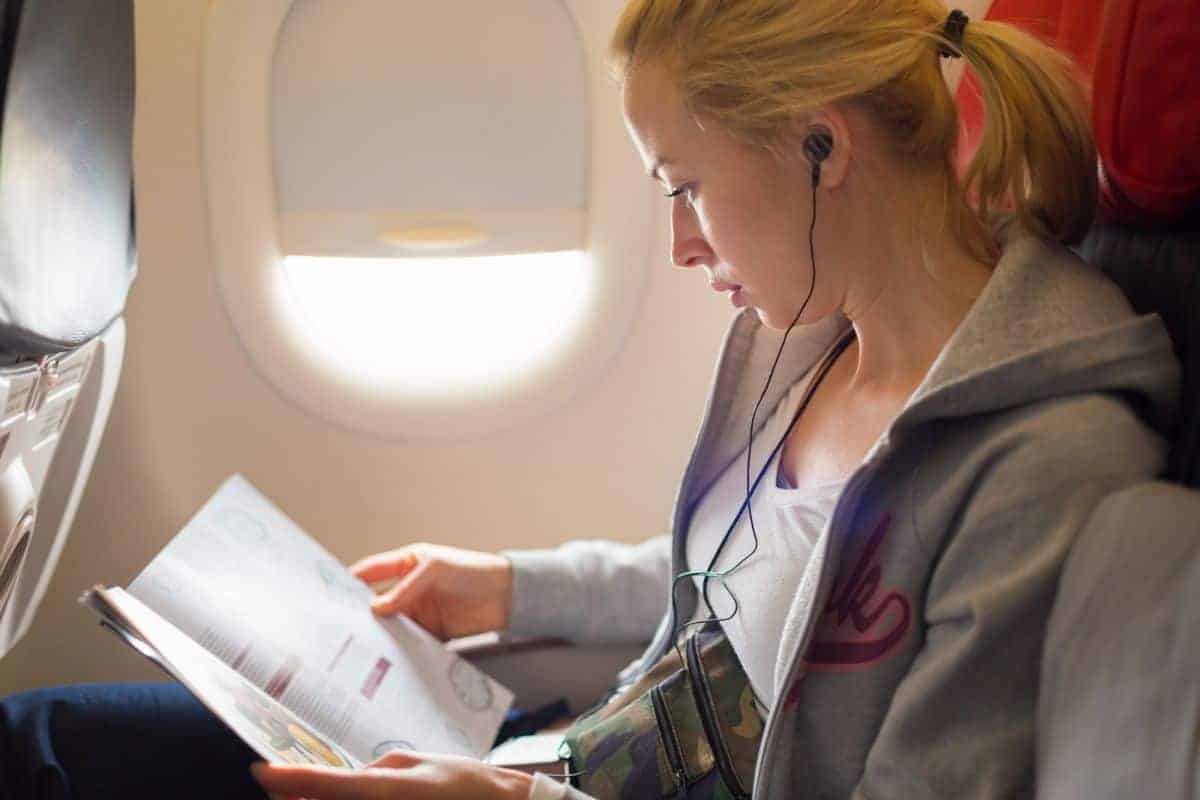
top-left (282, 251), bottom-right (592, 394)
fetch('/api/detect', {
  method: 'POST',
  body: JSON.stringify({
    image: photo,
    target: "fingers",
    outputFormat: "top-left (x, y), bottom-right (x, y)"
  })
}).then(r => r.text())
top-left (371, 559), bottom-right (438, 617)
top-left (349, 548), bottom-right (420, 584)
top-left (251, 763), bottom-right (384, 800)
top-left (371, 750), bottom-right (421, 769)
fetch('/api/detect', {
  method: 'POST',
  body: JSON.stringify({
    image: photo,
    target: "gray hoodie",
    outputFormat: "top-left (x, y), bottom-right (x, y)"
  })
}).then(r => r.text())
top-left (506, 223), bottom-right (1181, 799)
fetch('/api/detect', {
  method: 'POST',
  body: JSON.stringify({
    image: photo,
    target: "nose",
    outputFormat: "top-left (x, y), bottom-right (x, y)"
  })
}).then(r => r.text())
top-left (669, 202), bottom-right (713, 270)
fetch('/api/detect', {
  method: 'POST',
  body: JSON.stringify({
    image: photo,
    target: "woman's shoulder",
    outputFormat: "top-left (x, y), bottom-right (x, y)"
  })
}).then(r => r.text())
top-left (897, 223), bottom-right (1181, 440)
top-left (915, 390), bottom-right (1170, 529)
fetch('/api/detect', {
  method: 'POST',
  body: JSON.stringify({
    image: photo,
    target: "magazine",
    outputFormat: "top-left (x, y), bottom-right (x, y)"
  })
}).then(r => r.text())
top-left (80, 474), bottom-right (521, 769)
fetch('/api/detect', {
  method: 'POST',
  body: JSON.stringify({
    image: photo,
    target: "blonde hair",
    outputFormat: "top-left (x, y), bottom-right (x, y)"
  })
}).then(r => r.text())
top-left (609, 0), bottom-right (1097, 259)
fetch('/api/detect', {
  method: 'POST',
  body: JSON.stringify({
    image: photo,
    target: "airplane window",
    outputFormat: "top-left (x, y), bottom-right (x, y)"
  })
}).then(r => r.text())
top-left (203, 0), bottom-right (655, 438)
top-left (283, 251), bottom-right (590, 393)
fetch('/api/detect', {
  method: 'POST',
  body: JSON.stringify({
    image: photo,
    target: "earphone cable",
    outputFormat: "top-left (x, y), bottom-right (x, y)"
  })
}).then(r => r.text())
top-left (665, 176), bottom-right (831, 663)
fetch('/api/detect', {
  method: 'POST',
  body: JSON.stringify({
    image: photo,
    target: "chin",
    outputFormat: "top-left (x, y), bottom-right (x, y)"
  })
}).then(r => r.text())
top-left (756, 304), bottom-right (826, 332)
top-left (755, 306), bottom-right (795, 332)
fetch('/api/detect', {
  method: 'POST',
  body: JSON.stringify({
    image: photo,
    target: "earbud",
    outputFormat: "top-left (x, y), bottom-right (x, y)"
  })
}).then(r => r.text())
top-left (803, 128), bottom-right (834, 188)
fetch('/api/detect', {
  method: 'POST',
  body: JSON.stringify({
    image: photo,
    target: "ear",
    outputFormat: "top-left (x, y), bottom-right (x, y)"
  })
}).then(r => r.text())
top-left (787, 106), bottom-right (852, 190)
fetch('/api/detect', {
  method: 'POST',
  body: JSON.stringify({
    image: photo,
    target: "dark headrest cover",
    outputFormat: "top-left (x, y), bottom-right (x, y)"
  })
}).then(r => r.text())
top-left (0, 0), bottom-right (135, 361)
top-left (1079, 224), bottom-right (1200, 487)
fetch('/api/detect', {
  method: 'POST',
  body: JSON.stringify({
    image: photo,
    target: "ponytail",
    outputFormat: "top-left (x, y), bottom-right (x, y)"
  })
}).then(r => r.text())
top-left (952, 17), bottom-right (1097, 245)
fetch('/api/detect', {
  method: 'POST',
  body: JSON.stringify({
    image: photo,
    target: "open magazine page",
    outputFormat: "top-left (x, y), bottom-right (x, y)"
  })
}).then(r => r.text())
top-left (127, 475), bottom-right (513, 760)
top-left (88, 587), bottom-right (366, 769)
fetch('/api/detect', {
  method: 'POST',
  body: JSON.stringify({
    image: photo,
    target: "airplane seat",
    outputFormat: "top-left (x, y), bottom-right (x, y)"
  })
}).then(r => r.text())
top-left (954, 1), bottom-right (1200, 796)
top-left (956, 3), bottom-right (1199, 483)
top-left (0, 0), bottom-right (135, 660)
top-left (1043, 217), bottom-right (1200, 796)
top-left (1037, 481), bottom-right (1200, 798)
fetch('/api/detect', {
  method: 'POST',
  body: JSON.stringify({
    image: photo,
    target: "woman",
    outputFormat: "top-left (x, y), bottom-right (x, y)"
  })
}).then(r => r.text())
top-left (252, 1), bottom-right (1179, 797)
top-left (1, 0), bottom-right (1179, 798)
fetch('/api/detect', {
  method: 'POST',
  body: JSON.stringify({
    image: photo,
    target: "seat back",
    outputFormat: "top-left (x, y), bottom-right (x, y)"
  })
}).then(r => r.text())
top-left (1067, 0), bottom-right (1200, 483)
top-left (1079, 223), bottom-right (1200, 486)
top-left (0, 0), bottom-right (135, 359)
top-left (959, 0), bottom-right (1200, 485)
top-left (0, 0), bottom-right (135, 658)
top-left (962, 2), bottom-right (1200, 796)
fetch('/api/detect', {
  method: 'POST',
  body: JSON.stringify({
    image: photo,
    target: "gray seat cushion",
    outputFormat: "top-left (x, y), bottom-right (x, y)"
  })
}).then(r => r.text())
top-left (1038, 481), bottom-right (1200, 799)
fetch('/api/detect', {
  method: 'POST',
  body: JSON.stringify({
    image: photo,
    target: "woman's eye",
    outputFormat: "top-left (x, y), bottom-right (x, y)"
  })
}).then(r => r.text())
top-left (664, 184), bottom-right (697, 208)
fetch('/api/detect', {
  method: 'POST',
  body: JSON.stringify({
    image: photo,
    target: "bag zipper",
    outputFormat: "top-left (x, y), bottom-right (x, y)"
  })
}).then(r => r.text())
top-left (686, 634), bottom-right (749, 799)
top-left (28, 353), bottom-right (67, 417)
top-left (651, 684), bottom-right (690, 799)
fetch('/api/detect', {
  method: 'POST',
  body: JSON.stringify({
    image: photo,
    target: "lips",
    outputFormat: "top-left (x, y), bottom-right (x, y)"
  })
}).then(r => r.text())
top-left (709, 279), bottom-right (741, 292)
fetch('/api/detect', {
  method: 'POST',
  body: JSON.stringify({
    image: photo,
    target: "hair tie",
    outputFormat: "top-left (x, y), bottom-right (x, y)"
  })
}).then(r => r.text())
top-left (938, 9), bottom-right (969, 59)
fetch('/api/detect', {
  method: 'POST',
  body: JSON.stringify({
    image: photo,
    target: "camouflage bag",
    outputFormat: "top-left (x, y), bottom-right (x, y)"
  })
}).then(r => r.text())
top-left (559, 623), bottom-right (763, 799)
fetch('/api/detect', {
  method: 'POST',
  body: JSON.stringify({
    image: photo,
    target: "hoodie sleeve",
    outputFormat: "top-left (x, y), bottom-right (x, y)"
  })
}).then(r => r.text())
top-left (501, 535), bottom-right (671, 644)
top-left (850, 395), bottom-right (1169, 799)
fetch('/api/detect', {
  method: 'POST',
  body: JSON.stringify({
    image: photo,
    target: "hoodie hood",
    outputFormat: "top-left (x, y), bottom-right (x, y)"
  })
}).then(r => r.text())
top-left (896, 219), bottom-right (1180, 436)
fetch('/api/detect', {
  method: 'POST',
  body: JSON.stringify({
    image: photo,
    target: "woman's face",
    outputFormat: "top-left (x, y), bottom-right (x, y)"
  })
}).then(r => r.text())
top-left (621, 61), bottom-right (828, 331)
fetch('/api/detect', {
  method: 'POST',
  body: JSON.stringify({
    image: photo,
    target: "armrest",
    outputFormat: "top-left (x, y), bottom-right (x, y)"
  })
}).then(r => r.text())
top-left (449, 632), bottom-right (647, 712)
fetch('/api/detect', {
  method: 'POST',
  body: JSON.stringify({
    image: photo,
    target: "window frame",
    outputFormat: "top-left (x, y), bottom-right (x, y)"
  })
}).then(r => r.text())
top-left (203, 0), bottom-right (655, 439)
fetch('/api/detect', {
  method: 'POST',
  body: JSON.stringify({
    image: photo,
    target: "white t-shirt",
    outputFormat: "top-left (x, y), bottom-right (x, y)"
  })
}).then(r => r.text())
top-left (685, 345), bottom-right (849, 708)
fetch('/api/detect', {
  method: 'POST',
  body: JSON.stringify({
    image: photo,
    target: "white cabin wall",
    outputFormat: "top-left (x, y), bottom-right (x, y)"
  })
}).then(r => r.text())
top-left (0, 0), bottom-right (734, 692)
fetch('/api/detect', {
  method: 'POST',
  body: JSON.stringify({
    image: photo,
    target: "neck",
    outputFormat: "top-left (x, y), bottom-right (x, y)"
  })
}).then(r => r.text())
top-left (836, 172), bottom-right (994, 394)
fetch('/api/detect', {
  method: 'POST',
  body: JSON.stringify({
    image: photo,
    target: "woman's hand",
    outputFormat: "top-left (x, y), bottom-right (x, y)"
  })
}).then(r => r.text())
top-left (251, 750), bottom-right (533, 800)
top-left (350, 543), bottom-right (513, 640)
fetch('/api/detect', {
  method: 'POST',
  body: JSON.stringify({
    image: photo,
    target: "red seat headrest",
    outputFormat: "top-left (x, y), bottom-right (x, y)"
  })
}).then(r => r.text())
top-left (955, 0), bottom-right (1200, 226)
